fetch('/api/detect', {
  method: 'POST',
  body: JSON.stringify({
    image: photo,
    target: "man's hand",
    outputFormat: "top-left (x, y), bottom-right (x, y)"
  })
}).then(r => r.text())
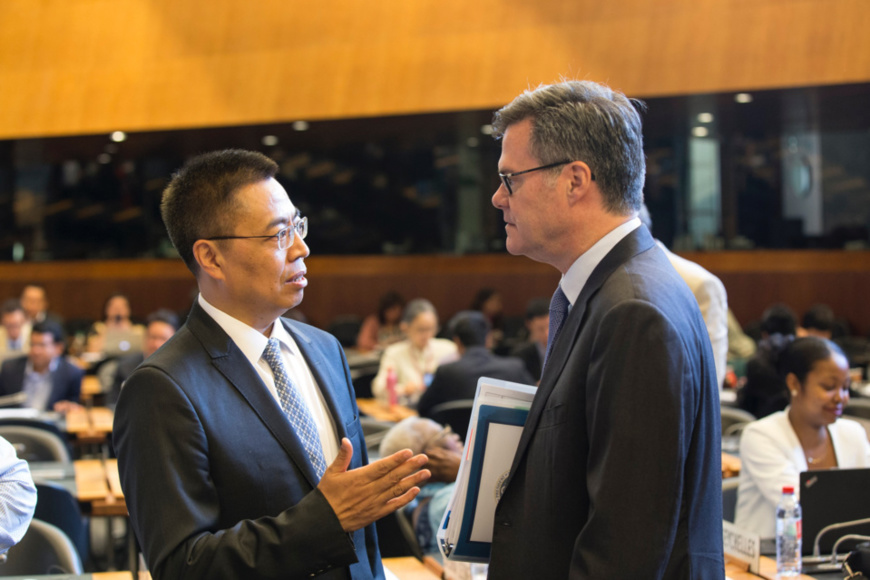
top-left (53, 400), bottom-right (83, 414)
top-left (318, 438), bottom-right (430, 532)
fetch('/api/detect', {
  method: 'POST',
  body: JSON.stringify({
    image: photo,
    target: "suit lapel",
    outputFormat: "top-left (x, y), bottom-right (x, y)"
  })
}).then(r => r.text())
top-left (505, 226), bottom-right (657, 485)
top-left (186, 303), bottom-right (322, 487)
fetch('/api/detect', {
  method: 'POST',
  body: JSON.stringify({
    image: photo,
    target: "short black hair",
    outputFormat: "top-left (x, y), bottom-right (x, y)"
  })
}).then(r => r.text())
top-left (761, 303), bottom-right (797, 336)
top-left (449, 311), bottom-right (490, 347)
top-left (525, 297), bottom-right (550, 321)
top-left (161, 149), bottom-right (279, 275)
top-left (146, 309), bottom-right (180, 332)
top-left (31, 320), bottom-right (64, 344)
top-left (1, 299), bottom-right (22, 315)
top-left (802, 304), bottom-right (835, 333)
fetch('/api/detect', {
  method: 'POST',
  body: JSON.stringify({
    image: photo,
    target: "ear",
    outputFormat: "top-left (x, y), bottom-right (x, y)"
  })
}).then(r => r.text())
top-left (785, 373), bottom-right (801, 397)
top-left (565, 161), bottom-right (596, 204)
top-left (192, 239), bottom-right (227, 283)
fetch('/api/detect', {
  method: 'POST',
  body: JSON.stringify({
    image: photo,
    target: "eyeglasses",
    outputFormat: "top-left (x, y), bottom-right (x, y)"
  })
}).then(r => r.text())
top-left (498, 160), bottom-right (594, 195)
top-left (204, 217), bottom-right (308, 251)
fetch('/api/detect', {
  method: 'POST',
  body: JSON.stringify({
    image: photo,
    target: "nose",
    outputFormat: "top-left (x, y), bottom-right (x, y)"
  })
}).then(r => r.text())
top-left (287, 234), bottom-right (310, 261)
top-left (492, 183), bottom-right (508, 209)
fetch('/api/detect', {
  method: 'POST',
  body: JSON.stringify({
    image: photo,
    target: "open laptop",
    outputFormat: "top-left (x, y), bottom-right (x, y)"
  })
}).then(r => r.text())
top-left (800, 468), bottom-right (870, 561)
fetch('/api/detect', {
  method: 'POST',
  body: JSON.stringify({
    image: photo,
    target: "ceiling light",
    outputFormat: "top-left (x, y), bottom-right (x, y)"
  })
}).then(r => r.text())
top-left (735, 93), bottom-right (753, 104)
top-left (692, 127), bottom-right (709, 138)
top-left (292, 121), bottom-right (309, 131)
top-left (110, 131), bottom-right (127, 142)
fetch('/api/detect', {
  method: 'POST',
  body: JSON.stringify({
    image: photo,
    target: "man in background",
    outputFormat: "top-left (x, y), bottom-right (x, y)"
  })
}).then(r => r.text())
top-left (19, 285), bottom-right (62, 327)
top-left (639, 204), bottom-right (729, 388)
top-left (0, 300), bottom-right (29, 362)
top-left (417, 311), bottom-right (533, 429)
top-left (0, 321), bottom-right (82, 412)
top-left (510, 297), bottom-right (549, 383)
top-left (114, 149), bottom-right (429, 579)
top-left (106, 309), bottom-right (180, 405)
top-left (487, 80), bottom-right (723, 578)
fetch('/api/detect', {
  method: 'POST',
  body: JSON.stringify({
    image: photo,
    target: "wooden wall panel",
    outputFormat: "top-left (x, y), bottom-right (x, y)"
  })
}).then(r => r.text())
top-left (1, 251), bottom-right (868, 336)
top-left (1, 0), bottom-right (868, 139)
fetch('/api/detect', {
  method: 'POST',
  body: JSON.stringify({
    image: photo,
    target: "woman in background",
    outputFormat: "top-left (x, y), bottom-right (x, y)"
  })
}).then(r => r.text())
top-left (356, 291), bottom-right (405, 353)
top-left (735, 337), bottom-right (870, 538)
top-left (372, 298), bottom-right (456, 405)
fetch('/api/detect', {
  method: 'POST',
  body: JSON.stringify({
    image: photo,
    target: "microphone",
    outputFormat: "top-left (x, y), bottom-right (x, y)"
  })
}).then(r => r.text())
top-left (832, 535), bottom-right (870, 566)
top-left (812, 518), bottom-right (870, 559)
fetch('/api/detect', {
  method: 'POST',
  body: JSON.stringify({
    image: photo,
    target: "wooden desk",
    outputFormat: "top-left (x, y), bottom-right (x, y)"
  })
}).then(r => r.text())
top-left (722, 452), bottom-right (742, 478)
top-left (74, 458), bottom-right (127, 516)
top-left (725, 555), bottom-right (819, 579)
top-left (65, 406), bottom-right (114, 445)
top-left (82, 375), bottom-right (103, 400)
top-left (383, 557), bottom-right (440, 579)
top-left (357, 398), bottom-right (416, 423)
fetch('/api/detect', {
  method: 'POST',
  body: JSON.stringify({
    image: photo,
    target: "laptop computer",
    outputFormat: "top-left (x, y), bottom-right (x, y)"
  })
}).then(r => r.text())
top-left (800, 468), bottom-right (870, 558)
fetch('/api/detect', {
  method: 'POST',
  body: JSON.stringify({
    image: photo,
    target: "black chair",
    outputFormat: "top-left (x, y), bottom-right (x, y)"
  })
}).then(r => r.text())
top-left (359, 416), bottom-right (395, 459)
top-left (427, 399), bottom-right (474, 442)
top-left (352, 370), bottom-right (377, 399)
top-left (0, 425), bottom-right (71, 463)
top-left (375, 511), bottom-right (422, 560)
top-left (845, 399), bottom-right (870, 421)
top-left (720, 406), bottom-right (756, 438)
top-left (0, 518), bottom-right (83, 575)
top-left (33, 481), bottom-right (89, 564)
top-left (327, 315), bottom-right (362, 349)
top-left (722, 476), bottom-right (740, 523)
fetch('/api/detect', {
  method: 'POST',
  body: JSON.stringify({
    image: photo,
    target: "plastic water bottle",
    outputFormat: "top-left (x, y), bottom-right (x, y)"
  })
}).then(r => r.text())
top-left (776, 486), bottom-right (802, 577)
top-left (385, 367), bottom-right (398, 406)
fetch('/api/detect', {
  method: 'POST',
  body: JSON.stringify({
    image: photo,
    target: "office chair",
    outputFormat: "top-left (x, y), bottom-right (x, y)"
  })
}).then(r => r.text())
top-left (0, 425), bottom-right (71, 463)
top-left (720, 406), bottom-right (756, 438)
top-left (0, 518), bottom-right (84, 575)
top-left (375, 511), bottom-right (423, 560)
top-left (845, 399), bottom-right (870, 421)
top-left (427, 400), bottom-right (474, 441)
top-left (33, 481), bottom-right (89, 564)
top-left (360, 416), bottom-right (395, 458)
top-left (722, 477), bottom-right (740, 523)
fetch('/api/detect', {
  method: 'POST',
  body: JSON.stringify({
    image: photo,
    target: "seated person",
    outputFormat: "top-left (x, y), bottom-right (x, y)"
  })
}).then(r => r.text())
top-left (797, 303), bottom-right (836, 340)
top-left (738, 303), bottom-right (797, 419)
top-left (418, 311), bottom-right (533, 421)
top-left (735, 337), bottom-right (870, 538)
top-left (86, 293), bottom-right (145, 357)
top-left (470, 289), bottom-right (505, 350)
top-left (0, 300), bottom-right (29, 361)
top-left (356, 291), bottom-right (406, 353)
top-left (380, 417), bottom-right (463, 560)
top-left (510, 297), bottom-right (549, 384)
top-left (372, 299), bottom-right (456, 405)
top-left (0, 321), bottom-right (83, 412)
top-left (107, 309), bottom-right (180, 405)
top-left (0, 435), bottom-right (36, 555)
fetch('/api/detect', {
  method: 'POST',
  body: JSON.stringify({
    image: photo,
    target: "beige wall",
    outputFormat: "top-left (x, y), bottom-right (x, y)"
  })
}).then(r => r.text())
top-left (1, 0), bottom-right (869, 139)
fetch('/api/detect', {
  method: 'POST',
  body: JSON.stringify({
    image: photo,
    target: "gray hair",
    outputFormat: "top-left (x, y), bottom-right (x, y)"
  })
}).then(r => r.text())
top-left (401, 298), bottom-right (437, 325)
top-left (492, 80), bottom-right (646, 215)
top-left (380, 417), bottom-right (442, 457)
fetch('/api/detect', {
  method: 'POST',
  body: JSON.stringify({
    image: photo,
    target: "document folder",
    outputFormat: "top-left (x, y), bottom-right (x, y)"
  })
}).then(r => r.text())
top-left (437, 376), bottom-right (536, 562)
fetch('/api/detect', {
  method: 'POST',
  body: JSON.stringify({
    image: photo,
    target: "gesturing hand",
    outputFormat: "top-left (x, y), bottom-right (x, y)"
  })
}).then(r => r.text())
top-left (318, 438), bottom-right (430, 532)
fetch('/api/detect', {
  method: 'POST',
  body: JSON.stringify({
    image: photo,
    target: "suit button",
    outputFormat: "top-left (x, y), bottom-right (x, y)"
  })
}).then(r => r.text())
top-left (500, 520), bottom-right (511, 527)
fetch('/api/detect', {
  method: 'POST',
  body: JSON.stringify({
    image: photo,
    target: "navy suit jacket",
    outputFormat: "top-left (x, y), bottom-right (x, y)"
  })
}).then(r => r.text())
top-left (0, 355), bottom-right (82, 409)
top-left (417, 347), bottom-right (534, 418)
top-left (489, 226), bottom-right (724, 579)
top-left (114, 301), bottom-right (383, 580)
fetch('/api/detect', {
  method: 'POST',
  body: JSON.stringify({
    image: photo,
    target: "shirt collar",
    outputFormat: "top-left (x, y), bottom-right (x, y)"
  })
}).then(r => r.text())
top-left (560, 217), bottom-right (641, 306)
top-left (25, 357), bottom-right (58, 376)
top-left (198, 294), bottom-right (296, 367)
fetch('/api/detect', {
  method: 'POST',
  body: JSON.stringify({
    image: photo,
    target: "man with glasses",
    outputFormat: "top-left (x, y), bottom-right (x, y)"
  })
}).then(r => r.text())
top-left (114, 149), bottom-right (429, 580)
top-left (487, 81), bottom-right (723, 578)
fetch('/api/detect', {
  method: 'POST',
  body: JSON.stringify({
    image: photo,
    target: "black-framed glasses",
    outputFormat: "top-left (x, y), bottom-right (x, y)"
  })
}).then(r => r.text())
top-left (498, 160), bottom-right (594, 195)
top-left (203, 217), bottom-right (308, 251)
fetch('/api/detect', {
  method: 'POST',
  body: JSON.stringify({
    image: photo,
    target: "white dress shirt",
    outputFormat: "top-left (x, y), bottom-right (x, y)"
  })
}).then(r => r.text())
top-left (198, 295), bottom-right (340, 466)
top-left (560, 217), bottom-right (641, 305)
top-left (0, 435), bottom-right (36, 553)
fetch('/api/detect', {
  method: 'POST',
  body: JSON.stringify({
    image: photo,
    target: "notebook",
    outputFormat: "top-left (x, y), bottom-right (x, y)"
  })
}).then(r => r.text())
top-left (800, 468), bottom-right (870, 557)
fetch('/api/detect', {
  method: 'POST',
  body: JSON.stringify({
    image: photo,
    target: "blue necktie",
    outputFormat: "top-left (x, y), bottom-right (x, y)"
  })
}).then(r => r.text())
top-left (262, 338), bottom-right (328, 478)
top-left (543, 285), bottom-right (570, 369)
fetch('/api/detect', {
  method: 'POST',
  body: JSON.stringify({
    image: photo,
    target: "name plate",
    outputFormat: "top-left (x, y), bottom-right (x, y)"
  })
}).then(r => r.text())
top-left (723, 521), bottom-right (761, 574)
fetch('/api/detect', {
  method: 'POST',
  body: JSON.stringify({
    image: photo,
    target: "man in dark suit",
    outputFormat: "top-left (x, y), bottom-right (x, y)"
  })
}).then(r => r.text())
top-left (487, 81), bottom-right (723, 578)
top-left (0, 321), bottom-right (82, 411)
top-left (509, 297), bottom-right (549, 384)
top-left (417, 311), bottom-right (533, 426)
top-left (113, 150), bottom-right (429, 580)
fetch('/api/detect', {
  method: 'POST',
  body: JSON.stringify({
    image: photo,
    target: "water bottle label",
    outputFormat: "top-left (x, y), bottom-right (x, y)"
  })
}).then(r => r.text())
top-left (795, 519), bottom-right (801, 541)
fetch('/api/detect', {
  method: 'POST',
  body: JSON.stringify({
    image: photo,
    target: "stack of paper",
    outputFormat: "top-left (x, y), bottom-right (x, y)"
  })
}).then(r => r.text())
top-left (437, 377), bottom-right (537, 562)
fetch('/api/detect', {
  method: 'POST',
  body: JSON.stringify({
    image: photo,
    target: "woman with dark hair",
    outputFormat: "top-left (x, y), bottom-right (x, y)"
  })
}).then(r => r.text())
top-left (735, 337), bottom-right (870, 538)
top-left (355, 291), bottom-right (405, 353)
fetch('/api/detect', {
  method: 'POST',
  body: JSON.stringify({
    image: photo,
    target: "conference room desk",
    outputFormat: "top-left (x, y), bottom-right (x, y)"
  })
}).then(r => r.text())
top-left (65, 407), bottom-right (114, 447)
top-left (724, 555), bottom-right (841, 579)
top-left (357, 398), bottom-right (417, 422)
top-left (722, 452), bottom-right (741, 478)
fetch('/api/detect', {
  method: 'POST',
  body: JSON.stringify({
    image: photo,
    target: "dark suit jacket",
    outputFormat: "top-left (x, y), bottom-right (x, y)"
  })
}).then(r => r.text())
top-left (417, 347), bottom-right (534, 419)
top-left (489, 226), bottom-right (724, 579)
top-left (510, 341), bottom-right (544, 383)
top-left (0, 355), bottom-right (83, 408)
top-left (113, 302), bottom-right (384, 580)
